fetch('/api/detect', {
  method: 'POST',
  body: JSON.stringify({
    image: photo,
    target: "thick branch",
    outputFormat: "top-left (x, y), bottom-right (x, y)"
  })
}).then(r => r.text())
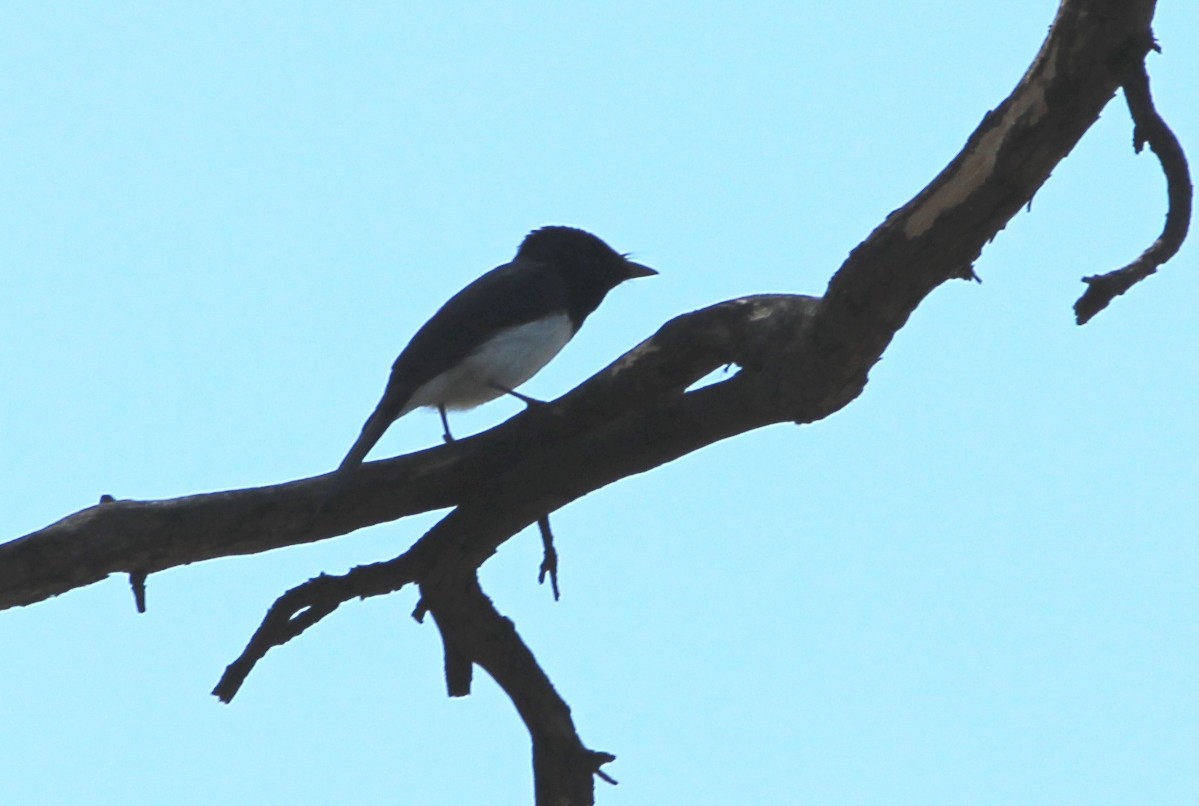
top-left (2, 295), bottom-right (818, 610)
top-left (821, 0), bottom-right (1159, 367)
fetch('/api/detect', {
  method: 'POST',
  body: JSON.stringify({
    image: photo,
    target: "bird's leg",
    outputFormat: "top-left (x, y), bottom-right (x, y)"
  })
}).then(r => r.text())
top-left (438, 405), bottom-right (455, 443)
top-left (536, 514), bottom-right (561, 601)
top-left (483, 383), bottom-right (560, 595)
top-left (487, 381), bottom-right (545, 409)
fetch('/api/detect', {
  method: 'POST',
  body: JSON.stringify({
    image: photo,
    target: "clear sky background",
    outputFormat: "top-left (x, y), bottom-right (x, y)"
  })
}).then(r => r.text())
top-left (3, 2), bottom-right (1197, 804)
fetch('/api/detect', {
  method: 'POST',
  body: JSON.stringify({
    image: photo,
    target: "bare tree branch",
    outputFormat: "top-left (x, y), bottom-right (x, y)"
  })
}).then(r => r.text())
top-left (1075, 38), bottom-right (1193, 323)
top-left (2, 295), bottom-right (812, 611)
top-left (422, 570), bottom-right (617, 802)
top-left (2, 2), bottom-right (1187, 804)
top-left (212, 554), bottom-right (420, 703)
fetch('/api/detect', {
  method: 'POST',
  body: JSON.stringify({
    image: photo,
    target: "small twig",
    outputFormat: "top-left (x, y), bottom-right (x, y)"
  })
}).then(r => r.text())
top-left (213, 555), bottom-right (417, 702)
top-left (536, 515), bottom-right (561, 601)
top-left (128, 571), bottom-right (147, 614)
top-left (589, 751), bottom-right (619, 786)
top-left (96, 497), bottom-right (149, 614)
top-left (1075, 46), bottom-right (1192, 324)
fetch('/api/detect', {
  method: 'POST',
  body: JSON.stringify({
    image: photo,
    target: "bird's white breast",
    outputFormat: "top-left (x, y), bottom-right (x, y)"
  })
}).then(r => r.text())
top-left (402, 313), bottom-right (574, 413)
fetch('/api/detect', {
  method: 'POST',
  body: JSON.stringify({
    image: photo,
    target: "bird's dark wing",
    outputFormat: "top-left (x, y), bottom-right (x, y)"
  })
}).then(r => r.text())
top-left (390, 257), bottom-right (571, 385)
top-left (334, 257), bottom-right (569, 478)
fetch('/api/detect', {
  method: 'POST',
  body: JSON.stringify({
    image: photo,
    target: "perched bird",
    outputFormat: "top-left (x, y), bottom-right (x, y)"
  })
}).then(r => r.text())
top-left (333, 225), bottom-right (656, 480)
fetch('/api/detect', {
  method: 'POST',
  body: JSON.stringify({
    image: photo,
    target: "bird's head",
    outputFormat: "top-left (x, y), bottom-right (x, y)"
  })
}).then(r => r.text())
top-left (517, 226), bottom-right (657, 290)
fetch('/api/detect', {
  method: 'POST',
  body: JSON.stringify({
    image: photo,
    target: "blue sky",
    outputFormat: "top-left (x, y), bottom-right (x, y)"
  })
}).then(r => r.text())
top-left (2, 2), bottom-right (1197, 804)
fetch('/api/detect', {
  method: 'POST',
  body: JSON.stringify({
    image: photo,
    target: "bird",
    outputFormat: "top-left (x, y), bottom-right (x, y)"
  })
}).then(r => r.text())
top-left (332, 225), bottom-right (656, 483)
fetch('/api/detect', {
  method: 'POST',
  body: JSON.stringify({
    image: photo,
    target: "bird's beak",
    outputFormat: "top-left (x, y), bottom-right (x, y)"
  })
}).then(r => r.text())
top-left (623, 260), bottom-right (657, 279)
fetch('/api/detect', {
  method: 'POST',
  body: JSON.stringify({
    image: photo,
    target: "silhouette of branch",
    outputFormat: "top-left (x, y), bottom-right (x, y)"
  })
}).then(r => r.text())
top-left (1, 3), bottom-right (1186, 804)
top-left (2, 295), bottom-right (795, 611)
top-left (213, 552), bottom-right (420, 702)
top-left (1075, 37), bottom-right (1193, 324)
top-left (420, 567), bottom-right (616, 803)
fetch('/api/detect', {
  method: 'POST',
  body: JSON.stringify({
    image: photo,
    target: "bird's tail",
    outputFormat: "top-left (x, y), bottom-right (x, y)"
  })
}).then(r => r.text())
top-left (323, 389), bottom-right (409, 504)
top-left (337, 407), bottom-right (394, 477)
